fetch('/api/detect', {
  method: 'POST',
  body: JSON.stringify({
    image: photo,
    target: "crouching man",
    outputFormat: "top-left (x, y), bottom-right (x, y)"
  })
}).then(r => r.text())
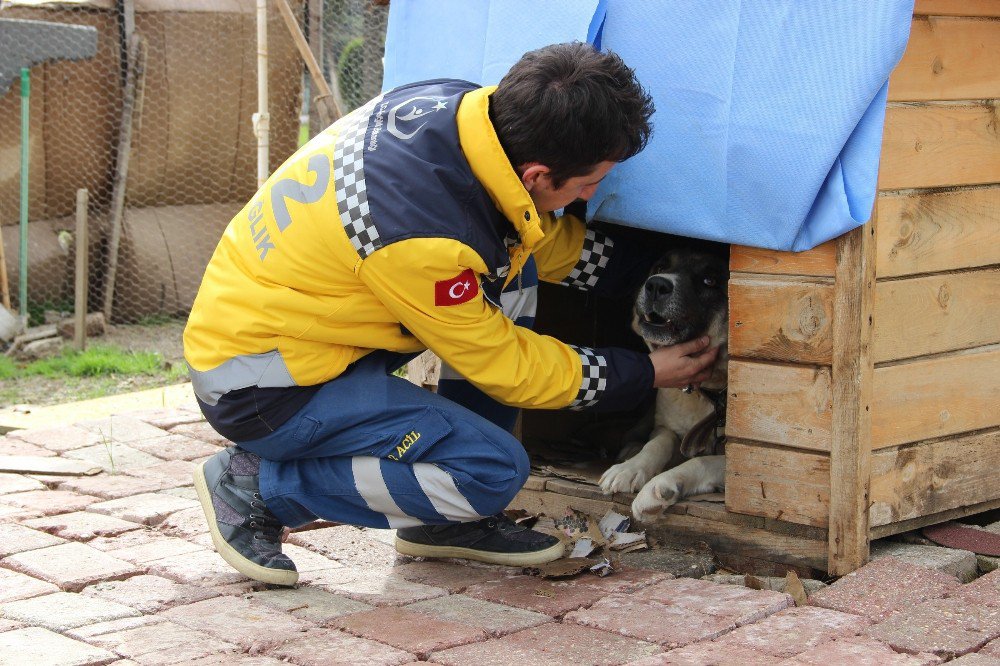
top-left (184, 42), bottom-right (719, 586)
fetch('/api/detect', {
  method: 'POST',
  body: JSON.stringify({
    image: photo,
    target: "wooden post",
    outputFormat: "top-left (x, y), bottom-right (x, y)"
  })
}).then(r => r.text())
top-left (74, 188), bottom-right (89, 351)
top-left (307, 0), bottom-right (325, 138)
top-left (0, 211), bottom-right (10, 310)
top-left (828, 220), bottom-right (877, 574)
top-left (276, 0), bottom-right (341, 127)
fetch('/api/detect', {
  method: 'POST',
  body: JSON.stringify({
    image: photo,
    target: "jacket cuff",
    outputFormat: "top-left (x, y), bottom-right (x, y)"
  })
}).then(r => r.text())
top-left (567, 345), bottom-right (654, 412)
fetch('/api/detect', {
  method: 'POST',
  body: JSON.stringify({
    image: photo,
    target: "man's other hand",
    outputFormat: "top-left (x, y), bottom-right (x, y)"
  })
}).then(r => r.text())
top-left (648, 336), bottom-right (720, 389)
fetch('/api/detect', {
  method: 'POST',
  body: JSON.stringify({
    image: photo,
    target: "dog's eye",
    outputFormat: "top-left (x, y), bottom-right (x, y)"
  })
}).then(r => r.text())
top-left (703, 277), bottom-right (717, 287)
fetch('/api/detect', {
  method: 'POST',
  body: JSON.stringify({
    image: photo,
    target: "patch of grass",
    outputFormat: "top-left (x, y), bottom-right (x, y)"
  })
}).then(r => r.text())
top-left (11, 345), bottom-right (185, 380)
top-left (299, 121), bottom-right (310, 147)
top-left (0, 356), bottom-right (17, 380)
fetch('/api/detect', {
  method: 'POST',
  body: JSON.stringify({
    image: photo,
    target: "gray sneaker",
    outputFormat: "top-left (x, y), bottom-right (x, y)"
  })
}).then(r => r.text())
top-left (193, 447), bottom-right (298, 586)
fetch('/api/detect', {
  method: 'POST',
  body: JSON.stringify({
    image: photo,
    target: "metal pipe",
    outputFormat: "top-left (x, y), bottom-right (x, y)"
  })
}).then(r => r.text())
top-left (19, 67), bottom-right (29, 319)
top-left (255, 0), bottom-right (270, 187)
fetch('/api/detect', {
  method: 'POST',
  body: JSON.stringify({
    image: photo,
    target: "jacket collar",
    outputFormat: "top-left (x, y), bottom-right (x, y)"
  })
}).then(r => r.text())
top-left (456, 86), bottom-right (546, 255)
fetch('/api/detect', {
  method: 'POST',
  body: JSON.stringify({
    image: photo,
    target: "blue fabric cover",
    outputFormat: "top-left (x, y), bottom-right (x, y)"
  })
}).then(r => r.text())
top-left (380, 1), bottom-right (913, 251)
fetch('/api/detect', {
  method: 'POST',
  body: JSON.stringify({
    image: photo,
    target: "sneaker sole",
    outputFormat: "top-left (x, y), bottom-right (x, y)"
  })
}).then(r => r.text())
top-left (394, 535), bottom-right (565, 566)
top-left (193, 461), bottom-right (299, 587)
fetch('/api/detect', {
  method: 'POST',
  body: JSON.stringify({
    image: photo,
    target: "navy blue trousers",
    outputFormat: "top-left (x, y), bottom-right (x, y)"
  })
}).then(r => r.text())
top-left (238, 259), bottom-right (539, 529)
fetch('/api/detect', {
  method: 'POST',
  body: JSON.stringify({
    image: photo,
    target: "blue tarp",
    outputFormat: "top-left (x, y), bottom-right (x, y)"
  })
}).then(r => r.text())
top-left (382, 1), bottom-right (913, 251)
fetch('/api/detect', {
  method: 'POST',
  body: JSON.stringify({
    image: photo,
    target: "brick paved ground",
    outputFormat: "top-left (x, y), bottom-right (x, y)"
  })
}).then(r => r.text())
top-left (1, 405), bottom-right (999, 665)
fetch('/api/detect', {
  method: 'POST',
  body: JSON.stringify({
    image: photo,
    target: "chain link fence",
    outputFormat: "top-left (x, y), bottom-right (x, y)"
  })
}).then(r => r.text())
top-left (0, 0), bottom-right (388, 329)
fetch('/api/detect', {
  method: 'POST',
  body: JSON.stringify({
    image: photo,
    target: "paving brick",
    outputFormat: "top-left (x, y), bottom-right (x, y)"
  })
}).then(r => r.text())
top-left (126, 460), bottom-right (198, 488)
top-left (125, 434), bottom-right (220, 462)
top-left (1, 591), bottom-right (141, 631)
top-left (306, 567), bottom-right (448, 607)
top-left (282, 543), bottom-right (344, 573)
top-left (0, 523), bottom-right (66, 556)
top-left (335, 606), bottom-right (486, 657)
top-left (65, 616), bottom-right (157, 640)
top-left (160, 485), bottom-right (197, 500)
top-left (949, 569), bottom-right (1000, 609)
top-left (872, 540), bottom-right (979, 583)
top-left (87, 492), bottom-right (198, 525)
top-left (167, 422), bottom-right (231, 447)
top-left (183, 657), bottom-right (287, 666)
top-left (8, 425), bottom-right (104, 453)
top-left (627, 642), bottom-right (776, 665)
top-left (76, 416), bottom-right (171, 444)
top-left (57, 473), bottom-right (179, 500)
top-left (702, 573), bottom-right (829, 595)
top-left (0, 627), bottom-right (117, 666)
top-left (1, 541), bottom-right (141, 592)
top-left (809, 556), bottom-right (960, 621)
top-left (130, 408), bottom-right (204, 431)
top-left (948, 654), bottom-right (1000, 665)
top-left (22, 511), bottom-right (143, 540)
top-left (632, 577), bottom-right (793, 625)
top-left (82, 574), bottom-right (219, 613)
top-left (389, 561), bottom-right (507, 593)
top-left (161, 596), bottom-right (314, 651)
top-left (430, 622), bottom-right (661, 666)
top-left (65, 444), bottom-right (164, 474)
top-left (102, 533), bottom-right (206, 565)
top-left (867, 596), bottom-right (1000, 658)
top-left (147, 549), bottom-right (251, 587)
top-left (566, 594), bottom-right (736, 647)
top-left (157, 505), bottom-right (210, 538)
top-left (2, 489), bottom-right (101, 516)
top-left (75, 616), bottom-right (239, 665)
top-left (464, 575), bottom-right (632, 617)
top-left (287, 525), bottom-right (401, 570)
top-left (0, 437), bottom-right (56, 457)
top-left (405, 594), bottom-right (552, 637)
top-left (0, 619), bottom-right (26, 632)
top-left (0, 473), bottom-right (46, 495)
top-left (980, 555), bottom-right (1000, 574)
top-left (712, 606), bottom-right (871, 658)
top-left (984, 637), bottom-right (1000, 657)
top-left (0, 568), bottom-right (60, 603)
top-left (780, 636), bottom-right (943, 665)
top-left (0, 502), bottom-right (41, 521)
top-left (86, 528), bottom-right (171, 551)
top-left (246, 586), bottom-right (373, 623)
top-left (270, 627), bottom-right (416, 666)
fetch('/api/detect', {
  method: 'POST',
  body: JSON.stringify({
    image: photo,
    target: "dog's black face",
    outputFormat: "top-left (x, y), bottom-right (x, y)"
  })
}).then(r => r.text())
top-left (632, 248), bottom-right (730, 349)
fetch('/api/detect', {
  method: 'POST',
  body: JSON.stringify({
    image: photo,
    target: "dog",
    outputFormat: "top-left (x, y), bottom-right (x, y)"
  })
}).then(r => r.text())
top-left (599, 246), bottom-right (730, 519)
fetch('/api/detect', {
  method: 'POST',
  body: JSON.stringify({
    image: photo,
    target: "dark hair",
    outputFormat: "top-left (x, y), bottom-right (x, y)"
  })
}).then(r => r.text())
top-left (490, 42), bottom-right (654, 187)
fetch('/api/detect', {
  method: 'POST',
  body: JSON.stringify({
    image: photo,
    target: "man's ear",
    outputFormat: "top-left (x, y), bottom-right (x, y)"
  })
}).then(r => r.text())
top-left (518, 163), bottom-right (550, 192)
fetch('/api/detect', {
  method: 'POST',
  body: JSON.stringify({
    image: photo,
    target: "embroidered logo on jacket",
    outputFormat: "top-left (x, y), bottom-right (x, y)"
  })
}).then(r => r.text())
top-left (435, 269), bottom-right (479, 306)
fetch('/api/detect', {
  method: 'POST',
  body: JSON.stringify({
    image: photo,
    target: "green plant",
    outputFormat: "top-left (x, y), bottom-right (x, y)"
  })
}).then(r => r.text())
top-left (23, 345), bottom-right (168, 378)
top-left (0, 356), bottom-right (17, 380)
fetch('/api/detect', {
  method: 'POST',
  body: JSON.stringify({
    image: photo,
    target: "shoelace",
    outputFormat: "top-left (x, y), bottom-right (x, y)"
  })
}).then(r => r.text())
top-left (483, 513), bottom-right (527, 533)
top-left (248, 492), bottom-right (284, 544)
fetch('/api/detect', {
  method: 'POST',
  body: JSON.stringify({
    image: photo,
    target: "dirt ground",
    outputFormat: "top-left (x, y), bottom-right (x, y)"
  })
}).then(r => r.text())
top-left (1, 319), bottom-right (188, 409)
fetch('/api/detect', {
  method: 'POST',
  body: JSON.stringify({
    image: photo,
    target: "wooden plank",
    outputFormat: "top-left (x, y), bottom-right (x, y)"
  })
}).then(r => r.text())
top-left (828, 224), bottom-right (876, 575)
top-left (889, 17), bottom-right (1000, 101)
top-left (873, 346), bottom-right (1000, 447)
top-left (727, 360), bottom-right (833, 451)
top-left (0, 456), bottom-right (101, 476)
top-left (511, 489), bottom-right (828, 571)
top-left (876, 187), bottom-right (1000, 278)
top-left (729, 276), bottom-right (834, 364)
top-left (869, 428), bottom-right (1000, 527)
top-left (872, 498), bottom-right (1000, 539)
top-left (730, 241), bottom-right (836, 277)
top-left (874, 268), bottom-right (1000, 362)
top-left (725, 440), bottom-right (831, 528)
top-left (879, 103), bottom-right (1000, 190)
top-left (912, 0), bottom-right (1000, 17)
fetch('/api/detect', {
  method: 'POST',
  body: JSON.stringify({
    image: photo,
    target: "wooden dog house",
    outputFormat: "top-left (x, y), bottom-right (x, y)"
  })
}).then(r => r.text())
top-left (513, 1), bottom-right (1000, 576)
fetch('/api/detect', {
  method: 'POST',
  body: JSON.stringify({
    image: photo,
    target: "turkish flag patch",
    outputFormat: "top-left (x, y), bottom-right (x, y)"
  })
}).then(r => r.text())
top-left (435, 269), bottom-right (479, 306)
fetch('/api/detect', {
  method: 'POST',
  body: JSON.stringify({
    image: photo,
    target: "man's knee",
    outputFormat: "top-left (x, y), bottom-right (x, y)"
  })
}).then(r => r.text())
top-left (472, 435), bottom-right (530, 516)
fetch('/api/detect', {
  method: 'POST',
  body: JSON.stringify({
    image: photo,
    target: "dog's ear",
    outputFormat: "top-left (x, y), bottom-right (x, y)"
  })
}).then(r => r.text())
top-left (679, 412), bottom-right (720, 458)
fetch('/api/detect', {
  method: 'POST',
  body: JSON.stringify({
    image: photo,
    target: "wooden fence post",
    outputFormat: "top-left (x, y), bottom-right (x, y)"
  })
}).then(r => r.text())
top-left (74, 188), bottom-right (89, 351)
top-left (828, 220), bottom-right (877, 574)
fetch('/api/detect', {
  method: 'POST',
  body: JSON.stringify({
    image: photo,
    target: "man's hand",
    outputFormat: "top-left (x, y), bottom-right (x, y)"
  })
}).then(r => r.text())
top-left (648, 336), bottom-right (720, 389)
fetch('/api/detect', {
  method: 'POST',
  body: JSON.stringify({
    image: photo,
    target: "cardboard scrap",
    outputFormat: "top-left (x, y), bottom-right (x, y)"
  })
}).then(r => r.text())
top-left (785, 571), bottom-right (808, 606)
top-left (570, 538), bottom-right (597, 558)
top-left (590, 558), bottom-right (614, 577)
top-left (598, 510), bottom-right (631, 539)
top-left (610, 531), bottom-right (648, 552)
top-left (525, 557), bottom-right (595, 579)
top-left (554, 508), bottom-right (607, 546)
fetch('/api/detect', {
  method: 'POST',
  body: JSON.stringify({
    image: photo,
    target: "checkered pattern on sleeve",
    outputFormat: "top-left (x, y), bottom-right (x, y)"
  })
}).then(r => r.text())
top-left (334, 98), bottom-right (382, 258)
top-left (560, 229), bottom-right (614, 291)
top-left (568, 345), bottom-right (608, 410)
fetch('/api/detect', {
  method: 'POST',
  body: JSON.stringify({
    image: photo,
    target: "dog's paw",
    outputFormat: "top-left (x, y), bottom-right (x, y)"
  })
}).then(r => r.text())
top-left (631, 473), bottom-right (682, 519)
top-left (599, 458), bottom-right (656, 494)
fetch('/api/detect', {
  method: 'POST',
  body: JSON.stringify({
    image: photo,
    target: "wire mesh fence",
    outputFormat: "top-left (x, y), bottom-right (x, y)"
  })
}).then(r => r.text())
top-left (0, 0), bottom-right (388, 328)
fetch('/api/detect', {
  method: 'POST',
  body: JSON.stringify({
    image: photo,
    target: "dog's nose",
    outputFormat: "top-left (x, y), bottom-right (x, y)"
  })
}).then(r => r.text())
top-left (644, 276), bottom-right (673, 300)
